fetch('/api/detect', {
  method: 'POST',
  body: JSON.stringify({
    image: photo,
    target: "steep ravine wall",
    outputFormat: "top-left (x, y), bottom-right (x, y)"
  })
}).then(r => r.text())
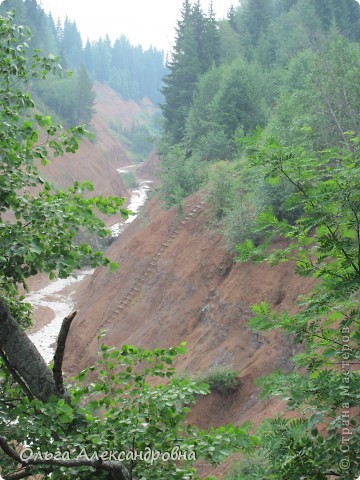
top-left (38, 83), bottom-right (158, 215)
top-left (25, 80), bottom-right (313, 478)
top-left (65, 191), bottom-right (313, 439)
top-left (40, 83), bottom-right (134, 202)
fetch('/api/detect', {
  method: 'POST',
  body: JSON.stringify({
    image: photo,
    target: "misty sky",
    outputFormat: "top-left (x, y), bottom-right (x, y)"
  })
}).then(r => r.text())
top-left (40, 0), bottom-right (235, 52)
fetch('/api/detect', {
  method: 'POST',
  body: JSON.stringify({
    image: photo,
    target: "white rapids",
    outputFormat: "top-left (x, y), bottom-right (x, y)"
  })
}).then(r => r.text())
top-left (110, 173), bottom-right (152, 237)
top-left (28, 270), bottom-right (94, 364)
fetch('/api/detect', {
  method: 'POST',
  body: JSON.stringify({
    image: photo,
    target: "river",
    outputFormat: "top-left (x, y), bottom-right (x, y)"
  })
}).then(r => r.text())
top-left (28, 165), bottom-right (151, 363)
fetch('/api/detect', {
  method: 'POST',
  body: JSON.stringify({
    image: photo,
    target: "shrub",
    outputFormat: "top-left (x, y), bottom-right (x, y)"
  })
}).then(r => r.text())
top-left (208, 161), bottom-right (237, 219)
top-left (198, 366), bottom-right (241, 395)
top-left (225, 450), bottom-right (272, 479)
top-left (160, 145), bottom-right (208, 208)
top-left (222, 193), bottom-right (264, 251)
top-left (221, 167), bottom-right (302, 251)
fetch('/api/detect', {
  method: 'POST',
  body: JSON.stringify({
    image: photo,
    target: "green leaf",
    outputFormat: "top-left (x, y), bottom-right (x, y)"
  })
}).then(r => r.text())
top-left (109, 261), bottom-right (118, 272)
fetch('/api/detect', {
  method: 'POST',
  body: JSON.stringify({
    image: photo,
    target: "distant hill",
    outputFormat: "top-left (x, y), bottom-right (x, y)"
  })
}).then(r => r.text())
top-left (40, 82), bottom-right (158, 213)
top-left (0, 0), bottom-right (167, 108)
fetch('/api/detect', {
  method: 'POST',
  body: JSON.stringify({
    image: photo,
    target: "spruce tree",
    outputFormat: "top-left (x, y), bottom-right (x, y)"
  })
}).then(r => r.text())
top-left (238, 0), bottom-right (273, 49)
top-left (227, 4), bottom-right (238, 31)
top-left (83, 38), bottom-right (93, 75)
top-left (203, 1), bottom-right (220, 68)
top-left (161, 1), bottom-right (220, 144)
top-left (62, 16), bottom-right (83, 68)
top-left (74, 64), bottom-right (96, 125)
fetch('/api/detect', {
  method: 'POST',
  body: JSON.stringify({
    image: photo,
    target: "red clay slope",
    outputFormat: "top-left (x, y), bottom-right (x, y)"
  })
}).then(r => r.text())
top-left (65, 183), bottom-right (313, 463)
top-left (45, 84), bottom-right (314, 478)
top-left (41, 82), bottom-right (156, 207)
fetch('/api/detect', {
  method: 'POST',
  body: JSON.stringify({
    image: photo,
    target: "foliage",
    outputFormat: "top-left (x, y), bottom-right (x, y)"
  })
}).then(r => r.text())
top-left (222, 193), bottom-right (264, 252)
top-left (235, 0), bottom-right (274, 52)
top-left (0, 343), bottom-right (257, 479)
top-left (266, 36), bottom-right (360, 150)
top-left (110, 115), bottom-right (159, 162)
top-left (234, 129), bottom-right (360, 479)
top-left (184, 60), bottom-right (266, 161)
top-left (161, 0), bottom-right (221, 145)
top-left (255, 0), bottom-right (320, 68)
top-left (160, 145), bottom-right (208, 209)
top-left (224, 449), bottom-right (273, 479)
top-left (217, 20), bottom-right (242, 64)
top-left (196, 366), bottom-right (241, 395)
top-left (0, 13), bottom-right (258, 479)
top-left (90, 34), bottom-right (167, 103)
top-left (0, 0), bottom-right (58, 56)
top-left (33, 64), bottom-right (96, 126)
top-left (0, 0), bottom-right (166, 105)
top-left (184, 65), bottom-right (228, 160)
top-left (123, 124), bottom-right (153, 158)
top-left (208, 157), bottom-right (299, 251)
top-left (207, 161), bottom-right (237, 219)
top-left (210, 60), bottom-right (266, 139)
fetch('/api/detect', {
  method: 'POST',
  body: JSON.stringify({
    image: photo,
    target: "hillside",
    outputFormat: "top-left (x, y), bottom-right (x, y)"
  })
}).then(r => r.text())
top-left (41, 82), bottom-right (157, 210)
top-left (2, 1), bottom-right (359, 478)
top-left (23, 47), bottom-right (356, 479)
top-left (64, 180), bottom-right (313, 475)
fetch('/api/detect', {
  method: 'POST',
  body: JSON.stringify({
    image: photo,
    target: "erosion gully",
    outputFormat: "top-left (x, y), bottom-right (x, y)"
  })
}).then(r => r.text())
top-left (27, 164), bottom-right (152, 363)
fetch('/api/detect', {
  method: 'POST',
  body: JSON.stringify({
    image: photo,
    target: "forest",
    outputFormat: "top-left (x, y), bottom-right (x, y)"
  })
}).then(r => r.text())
top-left (0, 0), bottom-right (166, 125)
top-left (0, 0), bottom-right (359, 479)
top-left (160, 0), bottom-right (360, 478)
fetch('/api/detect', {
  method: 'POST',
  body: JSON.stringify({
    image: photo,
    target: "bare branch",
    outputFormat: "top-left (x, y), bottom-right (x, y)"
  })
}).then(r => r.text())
top-left (52, 311), bottom-right (77, 398)
top-left (3, 467), bottom-right (32, 480)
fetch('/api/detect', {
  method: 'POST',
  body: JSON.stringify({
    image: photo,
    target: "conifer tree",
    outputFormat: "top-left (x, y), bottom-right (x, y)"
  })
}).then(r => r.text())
top-left (83, 38), bottom-right (93, 74)
top-left (62, 16), bottom-right (83, 68)
top-left (203, 1), bottom-right (221, 68)
top-left (238, 0), bottom-right (273, 49)
top-left (74, 64), bottom-right (96, 125)
top-left (227, 4), bottom-right (238, 31)
top-left (161, 1), bottom-right (220, 144)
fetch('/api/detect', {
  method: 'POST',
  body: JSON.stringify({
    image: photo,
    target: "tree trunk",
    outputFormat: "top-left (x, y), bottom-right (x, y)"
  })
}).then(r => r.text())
top-left (0, 300), bottom-right (60, 402)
